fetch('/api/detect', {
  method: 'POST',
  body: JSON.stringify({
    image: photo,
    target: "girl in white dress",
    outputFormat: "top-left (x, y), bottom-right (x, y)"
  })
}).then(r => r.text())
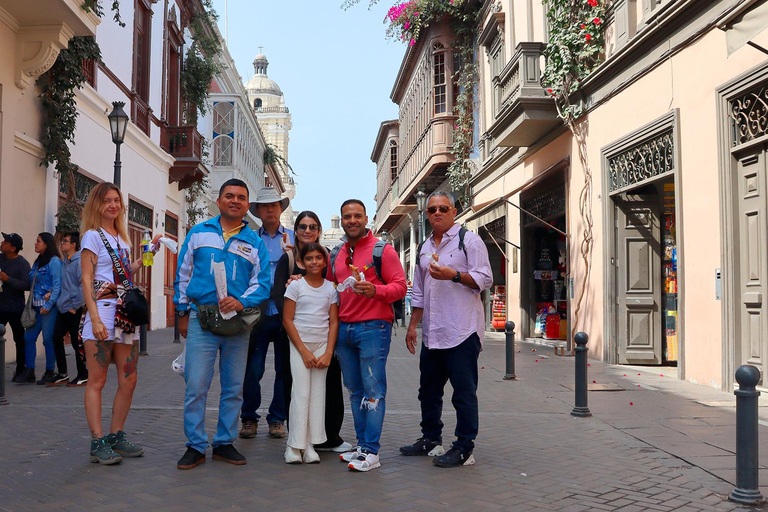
top-left (282, 243), bottom-right (339, 463)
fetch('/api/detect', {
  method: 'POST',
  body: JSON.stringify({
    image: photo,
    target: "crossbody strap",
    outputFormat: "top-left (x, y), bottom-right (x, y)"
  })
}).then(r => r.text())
top-left (98, 229), bottom-right (131, 289)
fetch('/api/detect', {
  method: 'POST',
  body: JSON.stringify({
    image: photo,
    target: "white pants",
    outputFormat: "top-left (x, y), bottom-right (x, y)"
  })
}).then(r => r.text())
top-left (287, 342), bottom-right (328, 450)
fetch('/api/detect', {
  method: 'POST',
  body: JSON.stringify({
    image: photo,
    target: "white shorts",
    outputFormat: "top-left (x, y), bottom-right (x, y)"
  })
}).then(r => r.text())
top-left (81, 299), bottom-right (139, 344)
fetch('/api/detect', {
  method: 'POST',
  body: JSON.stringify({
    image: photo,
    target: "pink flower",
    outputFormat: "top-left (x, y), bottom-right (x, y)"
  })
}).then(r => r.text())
top-left (585, 33), bottom-right (591, 42)
top-left (547, 88), bottom-right (553, 94)
top-left (593, 17), bottom-right (602, 25)
top-left (404, 21), bottom-right (410, 30)
top-left (588, 0), bottom-right (598, 6)
top-left (580, 23), bottom-right (586, 29)
top-left (409, 39), bottom-right (416, 46)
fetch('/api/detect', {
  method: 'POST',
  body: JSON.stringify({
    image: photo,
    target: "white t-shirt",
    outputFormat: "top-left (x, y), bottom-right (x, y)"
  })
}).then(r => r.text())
top-left (81, 229), bottom-right (132, 286)
top-left (284, 278), bottom-right (338, 344)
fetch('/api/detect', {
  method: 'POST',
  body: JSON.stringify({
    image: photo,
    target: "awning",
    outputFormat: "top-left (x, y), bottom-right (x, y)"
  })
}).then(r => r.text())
top-left (464, 198), bottom-right (505, 232)
top-left (721, 0), bottom-right (768, 56)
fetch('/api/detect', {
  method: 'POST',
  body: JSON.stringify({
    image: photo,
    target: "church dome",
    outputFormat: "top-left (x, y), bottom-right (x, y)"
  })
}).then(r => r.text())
top-left (321, 214), bottom-right (344, 249)
top-left (245, 53), bottom-right (282, 96)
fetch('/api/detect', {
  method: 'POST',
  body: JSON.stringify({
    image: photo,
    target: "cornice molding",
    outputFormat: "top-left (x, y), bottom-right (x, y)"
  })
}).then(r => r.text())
top-left (13, 131), bottom-right (45, 158)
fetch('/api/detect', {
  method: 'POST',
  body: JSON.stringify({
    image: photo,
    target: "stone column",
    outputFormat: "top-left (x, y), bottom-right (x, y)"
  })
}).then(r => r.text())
top-left (409, 212), bottom-right (417, 279)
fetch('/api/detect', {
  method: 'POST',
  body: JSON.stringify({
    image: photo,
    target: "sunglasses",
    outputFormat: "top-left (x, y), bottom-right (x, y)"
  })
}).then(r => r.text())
top-left (426, 205), bottom-right (453, 214)
top-left (297, 224), bottom-right (319, 232)
top-left (345, 245), bottom-right (354, 266)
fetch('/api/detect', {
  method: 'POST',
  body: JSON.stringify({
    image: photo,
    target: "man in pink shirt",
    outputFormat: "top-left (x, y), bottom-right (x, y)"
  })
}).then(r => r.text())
top-left (402, 191), bottom-right (493, 468)
top-left (328, 199), bottom-right (406, 472)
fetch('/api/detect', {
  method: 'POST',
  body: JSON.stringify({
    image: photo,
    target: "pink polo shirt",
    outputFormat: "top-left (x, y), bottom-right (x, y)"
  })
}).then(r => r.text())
top-left (412, 223), bottom-right (494, 349)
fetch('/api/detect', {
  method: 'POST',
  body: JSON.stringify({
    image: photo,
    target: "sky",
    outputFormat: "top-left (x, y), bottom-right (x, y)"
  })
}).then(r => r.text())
top-left (210, 0), bottom-right (406, 230)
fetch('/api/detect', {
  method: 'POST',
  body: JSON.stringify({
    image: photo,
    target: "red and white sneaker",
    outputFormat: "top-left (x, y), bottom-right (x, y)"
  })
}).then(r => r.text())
top-left (348, 452), bottom-right (380, 472)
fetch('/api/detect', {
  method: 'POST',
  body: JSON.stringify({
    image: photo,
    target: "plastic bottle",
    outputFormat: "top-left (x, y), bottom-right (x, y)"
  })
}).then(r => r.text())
top-left (142, 230), bottom-right (153, 266)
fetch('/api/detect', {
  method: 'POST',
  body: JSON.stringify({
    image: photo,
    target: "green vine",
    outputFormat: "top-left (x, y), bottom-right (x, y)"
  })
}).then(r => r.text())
top-left (541, 0), bottom-right (606, 341)
top-left (263, 143), bottom-right (295, 176)
top-left (185, 176), bottom-right (211, 227)
top-left (38, 36), bottom-right (102, 234)
top-left (345, 0), bottom-right (481, 207)
top-left (182, 0), bottom-right (222, 123)
top-left (82, 0), bottom-right (125, 27)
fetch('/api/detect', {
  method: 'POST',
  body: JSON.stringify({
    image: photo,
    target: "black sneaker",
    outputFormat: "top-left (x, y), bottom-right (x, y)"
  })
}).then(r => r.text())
top-left (67, 376), bottom-right (88, 387)
top-left (212, 444), bottom-right (246, 465)
top-left (45, 373), bottom-right (68, 386)
top-left (399, 437), bottom-right (445, 456)
top-left (177, 447), bottom-right (206, 470)
top-left (18, 368), bottom-right (35, 384)
top-left (433, 446), bottom-right (475, 468)
top-left (36, 370), bottom-right (55, 385)
top-left (11, 370), bottom-right (24, 384)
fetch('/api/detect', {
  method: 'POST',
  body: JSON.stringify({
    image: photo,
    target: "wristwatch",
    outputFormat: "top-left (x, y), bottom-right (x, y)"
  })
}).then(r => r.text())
top-left (176, 309), bottom-right (188, 317)
top-left (452, 271), bottom-right (462, 283)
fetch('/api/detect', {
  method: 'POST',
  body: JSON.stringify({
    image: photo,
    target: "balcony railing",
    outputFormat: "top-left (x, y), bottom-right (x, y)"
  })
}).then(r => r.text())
top-left (132, 94), bottom-right (151, 136)
top-left (255, 106), bottom-right (290, 113)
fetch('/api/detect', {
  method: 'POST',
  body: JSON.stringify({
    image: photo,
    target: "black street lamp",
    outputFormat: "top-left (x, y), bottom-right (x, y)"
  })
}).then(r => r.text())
top-left (108, 101), bottom-right (130, 187)
top-left (415, 187), bottom-right (427, 244)
top-left (379, 230), bottom-right (389, 243)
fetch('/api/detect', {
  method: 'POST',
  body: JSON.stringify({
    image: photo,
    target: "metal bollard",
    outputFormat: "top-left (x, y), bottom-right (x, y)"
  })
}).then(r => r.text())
top-left (0, 324), bottom-right (8, 406)
top-left (571, 332), bottom-right (592, 417)
top-left (173, 314), bottom-right (181, 343)
top-left (503, 321), bottom-right (516, 380)
top-left (139, 324), bottom-right (148, 356)
top-left (729, 365), bottom-right (764, 505)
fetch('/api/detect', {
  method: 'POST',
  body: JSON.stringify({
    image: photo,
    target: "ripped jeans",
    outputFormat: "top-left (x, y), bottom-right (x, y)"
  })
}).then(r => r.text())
top-left (335, 320), bottom-right (392, 455)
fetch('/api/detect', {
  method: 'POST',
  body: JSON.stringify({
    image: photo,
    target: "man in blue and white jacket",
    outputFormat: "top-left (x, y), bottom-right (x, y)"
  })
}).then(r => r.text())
top-left (174, 178), bottom-right (271, 470)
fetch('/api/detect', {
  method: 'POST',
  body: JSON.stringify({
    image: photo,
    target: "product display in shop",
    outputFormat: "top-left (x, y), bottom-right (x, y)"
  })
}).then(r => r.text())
top-left (492, 285), bottom-right (506, 330)
top-left (663, 182), bottom-right (678, 362)
top-left (532, 227), bottom-right (567, 340)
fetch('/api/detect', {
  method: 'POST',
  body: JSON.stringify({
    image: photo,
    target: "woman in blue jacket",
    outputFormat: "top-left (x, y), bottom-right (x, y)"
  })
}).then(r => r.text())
top-left (19, 232), bottom-right (62, 384)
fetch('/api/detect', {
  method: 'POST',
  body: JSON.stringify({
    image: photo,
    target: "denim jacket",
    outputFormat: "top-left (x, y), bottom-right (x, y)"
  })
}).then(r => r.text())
top-left (29, 256), bottom-right (62, 311)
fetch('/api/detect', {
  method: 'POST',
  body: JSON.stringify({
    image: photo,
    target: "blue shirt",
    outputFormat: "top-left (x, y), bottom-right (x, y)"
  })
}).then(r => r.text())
top-left (258, 224), bottom-right (294, 316)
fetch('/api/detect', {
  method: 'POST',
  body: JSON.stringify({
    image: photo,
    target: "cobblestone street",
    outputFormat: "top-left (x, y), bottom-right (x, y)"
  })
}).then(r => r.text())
top-left (1, 327), bottom-right (766, 511)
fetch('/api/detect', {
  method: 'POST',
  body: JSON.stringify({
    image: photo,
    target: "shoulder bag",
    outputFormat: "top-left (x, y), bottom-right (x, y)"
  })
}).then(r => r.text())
top-left (21, 270), bottom-right (38, 328)
top-left (98, 230), bottom-right (150, 325)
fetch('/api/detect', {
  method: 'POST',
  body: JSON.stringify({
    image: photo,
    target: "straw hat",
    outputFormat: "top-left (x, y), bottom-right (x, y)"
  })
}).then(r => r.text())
top-left (249, 187), bottom-right (289, 216)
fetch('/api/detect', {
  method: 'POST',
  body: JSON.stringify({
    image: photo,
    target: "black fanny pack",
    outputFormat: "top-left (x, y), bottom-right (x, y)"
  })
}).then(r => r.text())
top-left (196, 304), bottom-right (261, 336)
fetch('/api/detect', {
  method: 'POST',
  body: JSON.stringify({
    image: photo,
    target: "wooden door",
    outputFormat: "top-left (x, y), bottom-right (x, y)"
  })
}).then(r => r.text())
top-left (736, 148), bottom-right (768, 381)
top-left (616, 193), bottom-right (662, 364)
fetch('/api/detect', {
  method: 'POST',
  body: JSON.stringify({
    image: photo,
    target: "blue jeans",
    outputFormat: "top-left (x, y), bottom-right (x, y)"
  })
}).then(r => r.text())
top-left (335, 320), bottom-right (392, 454)
top-left (240, 314), bottom-right (286, 424)
top-left (24, 306), bottom-right (58, 371)
top-left (184, 312), bottom-right (250, 453)
top-left (419, 333), bottom-right (481, 452)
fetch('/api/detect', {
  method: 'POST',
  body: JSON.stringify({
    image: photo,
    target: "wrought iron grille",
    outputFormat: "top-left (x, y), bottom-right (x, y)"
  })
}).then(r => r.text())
top-left (165, 214), bottom-right (178, 237)
top-left (608, 129), bottom-right (674, 192)
top-left (128, 200), bottom-right (152, 228)
top-left (731, 86), bottom-right (768, 146)
top-left (522, 181), bottom-right (566, 225)
top-left (58, 170), bottom-right (98, 204)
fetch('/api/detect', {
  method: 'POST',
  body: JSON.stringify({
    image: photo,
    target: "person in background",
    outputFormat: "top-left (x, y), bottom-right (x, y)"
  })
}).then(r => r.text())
top-left (405, 280), bottom-right (413, 316)
top-left (272, 211), bottom-right (352, 455)
top-left (21, 232), bottom-right (62, 385)
top-left (239, 187), bottom-right (293, 440)
top-left (0, 232), bottom-right (31, 383)
top-left (80, 182), bottom-right (160, 465)
top-left (50, 232), bottom-right (87, 387)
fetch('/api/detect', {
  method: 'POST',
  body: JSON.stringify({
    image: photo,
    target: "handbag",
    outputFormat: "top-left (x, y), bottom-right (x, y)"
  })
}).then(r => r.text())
top-left (21, 270), bottom-right (38, 328)
top-left (196, 303), bottom-right (261, 336)
top-left (98, 230), bottom-right (150, 325)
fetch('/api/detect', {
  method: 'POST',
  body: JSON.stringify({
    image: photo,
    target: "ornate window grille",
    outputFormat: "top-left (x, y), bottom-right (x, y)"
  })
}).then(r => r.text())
top-left (730, 85), bottom-right (768, 147)
top-left (128, 200), bottom-right (152, 229)
top-left (608, 129), bottom-right (674, 192)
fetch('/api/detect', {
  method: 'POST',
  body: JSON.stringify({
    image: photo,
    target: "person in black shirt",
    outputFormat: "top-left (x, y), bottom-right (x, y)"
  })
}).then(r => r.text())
top-left (273, 211), bottom-right (351, 454)
top-left (0, 232), bottom-right (31, 382)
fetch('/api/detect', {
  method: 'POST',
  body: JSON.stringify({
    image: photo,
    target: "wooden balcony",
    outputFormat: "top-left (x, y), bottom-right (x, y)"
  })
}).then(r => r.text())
top-left (132, 94), bottom-right (151, 136)
top-left (486, 42), bottom-right (560, 149)
top-left (161, 126), bottom-right (209, 190)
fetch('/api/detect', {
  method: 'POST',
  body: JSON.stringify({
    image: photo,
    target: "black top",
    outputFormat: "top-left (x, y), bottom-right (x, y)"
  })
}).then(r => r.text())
top-left (0, 253), bottom-right (31, 313)
top-left (272, 251), bottom-right (327, 316)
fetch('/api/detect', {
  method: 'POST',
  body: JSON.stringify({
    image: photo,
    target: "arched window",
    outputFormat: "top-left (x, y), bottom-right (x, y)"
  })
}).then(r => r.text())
top-left (213, 135), bottom-right (233, 166)
top-left (254, 98), bottom-right (262, 108)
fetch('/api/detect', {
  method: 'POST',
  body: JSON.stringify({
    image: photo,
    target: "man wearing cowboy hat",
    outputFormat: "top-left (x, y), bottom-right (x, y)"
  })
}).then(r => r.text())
top-left (239, 187), bottom-right (294, 440)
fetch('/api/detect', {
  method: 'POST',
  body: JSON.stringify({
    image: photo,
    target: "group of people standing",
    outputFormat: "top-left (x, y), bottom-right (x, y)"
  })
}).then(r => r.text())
top-left (1, 177), bottom-right (493, 473)
top-left (1, 230), bottom-right (88, 387)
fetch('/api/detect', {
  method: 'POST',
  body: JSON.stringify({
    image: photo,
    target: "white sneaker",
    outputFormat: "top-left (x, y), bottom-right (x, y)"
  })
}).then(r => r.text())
top-left (316, 441), bottom-right (354, 453)
top-left (303, 444), bottom-right (320, 464)
top-left (348, 452), bottom-right (380, 472)
top-left (284, 446), bottom-right (302, 464)
top-left (339, 445), bottom-right (361, 463)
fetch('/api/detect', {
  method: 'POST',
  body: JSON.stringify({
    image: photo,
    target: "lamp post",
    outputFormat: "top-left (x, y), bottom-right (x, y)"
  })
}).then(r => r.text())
top-left (415, 188), bottom-right (427, 244)
top-left (380, 230), bottom-right (389, 243)
top-left (108, 101), bottom-right (130, 187)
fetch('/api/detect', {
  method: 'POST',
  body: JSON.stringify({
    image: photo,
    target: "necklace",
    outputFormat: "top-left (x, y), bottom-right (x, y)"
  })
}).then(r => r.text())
top-left (101, 228), bottom-right (121, 251)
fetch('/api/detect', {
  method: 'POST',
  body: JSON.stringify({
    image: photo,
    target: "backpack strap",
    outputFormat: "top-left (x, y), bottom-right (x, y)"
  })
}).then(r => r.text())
top-left (329, 243), bottom-right (343, 284)
top-left (287, 249), bottom-right (295, 275)
top-left (372, 240), bottom-right (387, 284)
top-left (416, 227), bottom-right (468, 268)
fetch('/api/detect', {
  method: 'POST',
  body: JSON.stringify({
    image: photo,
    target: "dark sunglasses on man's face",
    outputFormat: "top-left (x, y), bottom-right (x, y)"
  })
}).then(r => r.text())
top-left (427, 205), bottom-right (452, 214)
top-left (297, 224), bottom-right (319, 232)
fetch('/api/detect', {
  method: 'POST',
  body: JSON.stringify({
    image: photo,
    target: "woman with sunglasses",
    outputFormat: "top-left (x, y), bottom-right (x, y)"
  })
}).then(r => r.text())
top-left (272, 211), bottom-right (352, 455)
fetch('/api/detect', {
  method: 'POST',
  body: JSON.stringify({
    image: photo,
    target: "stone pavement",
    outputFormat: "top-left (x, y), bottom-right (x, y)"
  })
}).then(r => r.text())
top-left (1, 326), bottom-right (766, 511)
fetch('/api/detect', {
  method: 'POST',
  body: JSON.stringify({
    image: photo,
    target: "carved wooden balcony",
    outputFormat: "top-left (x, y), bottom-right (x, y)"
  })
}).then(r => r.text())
top-left (486, 42), bottom-right (560, 149)
top-left (161, 125), bottom-right (209, 190)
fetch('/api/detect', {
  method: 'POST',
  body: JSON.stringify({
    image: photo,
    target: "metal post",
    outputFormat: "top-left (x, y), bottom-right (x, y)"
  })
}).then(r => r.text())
top-left (571, 332), bottom-right (591, 417)
top-left (504, 321), bottom-right (516, 380)
top-left (0, 324), bottom-right (8, 405)
top-left (113, 142), bottom-right (122, 188)
top-left (173, 314), bottom-right (181, 343)
top-left (418, 211), bottom-right (424, 245)
top-left (139, 324), bottom-right (148, 356)
top-left (729, 365), bottom-right (764, 505)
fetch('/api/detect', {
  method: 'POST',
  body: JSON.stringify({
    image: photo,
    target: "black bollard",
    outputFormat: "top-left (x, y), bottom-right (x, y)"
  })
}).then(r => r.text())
top-left (0, 324), bottom-right (7, 406)
top-left (729, 365), bottom-right (764, 505)
top-left (173, 314), bottom-right (181, 343)
top-left (571, 332), bottom-right (591, 417)
top-left (503, 321), bottom-right (516, 380)
top-left (139, 324), bottom-right (148, 356)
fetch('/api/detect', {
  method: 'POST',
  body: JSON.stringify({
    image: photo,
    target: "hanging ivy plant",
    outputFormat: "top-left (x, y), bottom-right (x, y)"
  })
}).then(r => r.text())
top-left (182, 0), bottom-right (222, 124)
top-left (185, 176), bottom-right (211, 227)
top-left (38, 36), bottom-right (102, 234)
top-left (344, 0), bottom-right (481, 207)
top-left (82, 0), bottom-right (125, 27)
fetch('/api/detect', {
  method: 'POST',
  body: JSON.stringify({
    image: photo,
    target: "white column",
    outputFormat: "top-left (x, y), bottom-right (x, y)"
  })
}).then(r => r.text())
top-left (400, 231), bottom-right (406, 276)
top-left (409, 213), bottom-right (417, 279)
